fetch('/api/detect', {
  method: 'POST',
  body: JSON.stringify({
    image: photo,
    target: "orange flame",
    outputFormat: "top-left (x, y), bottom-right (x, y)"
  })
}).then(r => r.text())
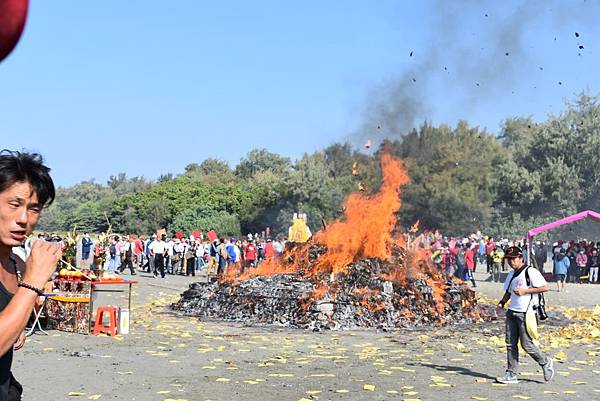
top-left (409, 219), bottom-right (420, 233)
top-left (311, 152), bottom-right (409, 275)
top-left (228, 151), bottom-right (410, 281)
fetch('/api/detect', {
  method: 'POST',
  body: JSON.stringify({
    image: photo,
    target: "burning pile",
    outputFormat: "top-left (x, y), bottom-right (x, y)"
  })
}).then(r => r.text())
top-left (173, 153), bottom-right (484, 330)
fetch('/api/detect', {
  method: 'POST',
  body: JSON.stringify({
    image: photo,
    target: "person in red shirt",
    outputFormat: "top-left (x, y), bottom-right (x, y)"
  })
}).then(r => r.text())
top-left (465, 243), bottom-right (476, 287)
top-left (244, 240), bottom-right (257, 268)
top-left (264, 239), bottom-right (276, 259)
top-left (485, 238), bottom-right (495, 273)
top-left (133, 236), bottom-right (144, 268)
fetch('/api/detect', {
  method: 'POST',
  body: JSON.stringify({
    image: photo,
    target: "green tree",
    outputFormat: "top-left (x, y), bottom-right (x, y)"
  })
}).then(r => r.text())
top-left (235, 148), bottom-right (292, 179)
top-left (386, 121), bottom-right (506, 235)
top-left (169, 204), bottom-right (241, 237)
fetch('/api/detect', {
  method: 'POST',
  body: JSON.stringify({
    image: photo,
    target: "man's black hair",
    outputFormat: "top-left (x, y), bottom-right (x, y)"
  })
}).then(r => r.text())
top-left (0, 149), bottom-right (55, 207)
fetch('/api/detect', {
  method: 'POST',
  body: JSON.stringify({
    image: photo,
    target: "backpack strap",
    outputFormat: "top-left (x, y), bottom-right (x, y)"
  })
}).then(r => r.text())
top-left (524, 266), bottom-right (545, 307)
top-left (503, 266), bottom-right (527, 301)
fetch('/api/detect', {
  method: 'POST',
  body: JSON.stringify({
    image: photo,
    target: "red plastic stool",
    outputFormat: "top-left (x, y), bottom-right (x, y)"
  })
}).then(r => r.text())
top-left (93, 306), bottom-right (118, 336)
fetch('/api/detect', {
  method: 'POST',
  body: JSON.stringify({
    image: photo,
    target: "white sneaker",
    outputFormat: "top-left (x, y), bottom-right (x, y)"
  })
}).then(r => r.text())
top-left (496, 371), bottom-right (518, 384)
top-left (543, 358), bottom-right (555, 382)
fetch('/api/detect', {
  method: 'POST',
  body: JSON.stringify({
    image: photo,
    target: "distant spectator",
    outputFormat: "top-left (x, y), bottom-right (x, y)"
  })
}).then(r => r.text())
top-left (576, 249), bottom-right (588, 282)
top-left (149, 234), bottom-right (167, 278)
top-left (107, 237), bottom-right (119, 272)
top-left (553, 248), bottom-right (569, 292)
top-left (244, 240), bottom-right (257, 268)
top-left (454, 244), bottom-right (467, 282)
top-left (490, 246), bottom-right (505, 283)
top-left (566, 246), bottom-right (578, 283)
top-left (588, 249), bottom-right (600, 283)
top-left (465, 244), bottom-right (476, 287)
top-left (217, 238), bottom-right (229, 275)
top-left (81, 232), bottom-right (93, 269)
top-left (533, 241), bottom-right (547, 272)
top-left (145, 235), bottom-right (155, 273)
top-left (133, 235), bottom-right (144, 268)
top-left (264, 239), bottom-right (276, 259)
top-left (185, 239), bottom-right (196, 277)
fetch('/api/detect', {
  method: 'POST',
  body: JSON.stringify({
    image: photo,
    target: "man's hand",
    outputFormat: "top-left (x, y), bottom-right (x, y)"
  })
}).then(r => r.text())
top-left (14, 331), bottom-right (25, 351)
top-left (23, 240), bottom-right (62, 289)
top-left (513, 287), bottom-right (528, 296)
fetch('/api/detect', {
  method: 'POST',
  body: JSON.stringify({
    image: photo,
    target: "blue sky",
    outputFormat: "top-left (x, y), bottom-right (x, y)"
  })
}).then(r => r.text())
top-left (1, 1), bottom-right (598, 186)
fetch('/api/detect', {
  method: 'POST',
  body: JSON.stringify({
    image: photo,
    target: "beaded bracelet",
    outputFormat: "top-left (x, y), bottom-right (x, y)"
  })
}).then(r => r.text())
top-left (17, 281), bottom-right (45, 296)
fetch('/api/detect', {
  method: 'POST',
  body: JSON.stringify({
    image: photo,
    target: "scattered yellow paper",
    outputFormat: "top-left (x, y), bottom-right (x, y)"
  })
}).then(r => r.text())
top-left (88, 396), bottom-right (102, 400)
top-left (554, 350), bottom-right (567, 362)
top-left (216, 378), bottom-right (230, 382)
top-left (512, 396), bottom-right (531, 400)
top-left (157, 391), bottom-right (171, 394)
top-left (364, 384), bottom-right (375, 391)
top-left (471, 397), bottom-right (488, 401)
top-left (563, 390), bottom-right (577, 394)
top-left (335, 389), bottom-right (349, 393)
top-left (305, 390), bottom-right (321, 395)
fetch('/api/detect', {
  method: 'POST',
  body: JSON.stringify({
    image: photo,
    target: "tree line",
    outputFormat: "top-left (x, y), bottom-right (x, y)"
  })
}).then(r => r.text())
top-left (38, 93), bottom-right (600, 240)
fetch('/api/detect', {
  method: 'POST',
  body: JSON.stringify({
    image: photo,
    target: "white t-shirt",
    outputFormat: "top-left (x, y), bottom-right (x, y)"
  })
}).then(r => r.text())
top-left (503, 267), bottom-right (547, 312)
top-left (121, 241), bottom-right (130, 252)
top-left (166, 240), bottom-right (175, 256)
top-left (149, 240), bottom-right (167, 255)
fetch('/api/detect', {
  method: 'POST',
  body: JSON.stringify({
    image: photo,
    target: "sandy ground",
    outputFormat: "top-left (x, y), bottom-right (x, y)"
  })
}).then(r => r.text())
top-left (12, 264), bottom-right (600, 401)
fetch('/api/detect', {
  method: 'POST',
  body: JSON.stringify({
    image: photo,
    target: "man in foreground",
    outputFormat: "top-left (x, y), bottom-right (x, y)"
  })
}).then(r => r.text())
top-left (496, 246), bottom-right (554, 384)
top-left (0, 150), bottom-right (62, 400)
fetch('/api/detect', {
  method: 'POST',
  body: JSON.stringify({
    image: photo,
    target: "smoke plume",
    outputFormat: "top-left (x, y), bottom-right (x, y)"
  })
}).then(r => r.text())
top-left (356, 0), bottom-right (599, 143)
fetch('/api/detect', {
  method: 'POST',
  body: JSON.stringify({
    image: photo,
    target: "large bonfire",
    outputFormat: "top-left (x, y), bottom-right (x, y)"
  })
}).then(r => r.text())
top-left (173, 153), bottom-right (484, 330)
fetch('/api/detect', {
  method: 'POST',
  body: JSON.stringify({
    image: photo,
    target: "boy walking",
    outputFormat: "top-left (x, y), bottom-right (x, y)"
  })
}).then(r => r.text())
top-left (496, 246), bottom-right (554, 384)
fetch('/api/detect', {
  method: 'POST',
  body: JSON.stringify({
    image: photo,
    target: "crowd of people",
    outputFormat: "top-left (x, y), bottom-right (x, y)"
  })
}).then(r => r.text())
top-left (74, 232), bottom-right (286, 279)
top-left (421, 231), bottom-right (600, 292)
top-left (542, 240), bottom-right (600, 292)
top-left (27, 227), bottom-right (600, 293)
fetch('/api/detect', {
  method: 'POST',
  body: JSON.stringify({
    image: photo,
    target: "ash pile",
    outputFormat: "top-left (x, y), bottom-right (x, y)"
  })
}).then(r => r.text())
top-left (172, 244), bottom-right (484, 331)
